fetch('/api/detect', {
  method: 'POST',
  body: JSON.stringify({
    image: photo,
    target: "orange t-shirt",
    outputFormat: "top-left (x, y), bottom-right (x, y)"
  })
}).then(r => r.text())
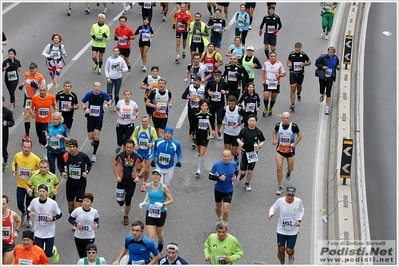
top-left (31, 94), bottom-right (56, 123)
top-left (24, 71), bottom-right (45, 99)
top-left (12, 244), bottom-right (50, 265)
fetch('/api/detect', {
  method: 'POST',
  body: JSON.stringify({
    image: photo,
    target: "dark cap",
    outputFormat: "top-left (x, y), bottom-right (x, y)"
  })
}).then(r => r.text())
top-left (294, 42), bottom-right (302, 47)
top-left (69, 139), bottom-right (78, 147)
top-left (86, 243), bottom-right (97, 252)
top-left (29, 63), bottom-right (38, 69)
top-left (22, 230), bottom-right (35, 240)
top-left (193, 76), bottom-right (202, 81)
top-left (268, 5), bottom-right (275, 10)
top-left (213, 70), bottom-right (222, 76)
top-left (37, 184), bottom-right (48, 192)
top-left (286, 186), bottom-right (296, 194)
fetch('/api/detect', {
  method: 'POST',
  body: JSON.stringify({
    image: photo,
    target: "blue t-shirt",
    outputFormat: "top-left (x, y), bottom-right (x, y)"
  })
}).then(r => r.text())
top-left (124, 235), bottom-right (159, 264)
top-left (81, 90), bottom-right (111, 117)
top-left (228, 44), bottom-right (245, 60)
top-left (210, 160), bottom-right (238, 193)
top-left (326, 55), bottom-right (339, 77)
top-left (46, 123), bottom-right (70, 150)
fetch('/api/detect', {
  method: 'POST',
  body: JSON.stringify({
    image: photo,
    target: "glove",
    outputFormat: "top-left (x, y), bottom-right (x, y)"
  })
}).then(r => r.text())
top-left (30, 81), bottom-right (38, 89)
top-left (18, 85), bottom-right (24, 91)
top-left (172, 24), bottom-right (176, 30)
top-left (273, 30), bottom-right (278, 35)
top-left (235, 72), bottom-right (241, 78)
top-left (259, 30), bottom-right (263, 36)
top-left (102, 32), bottom-right (108, 38)
top-left (139, 201), bottom-right (148, 209)
top-left (91, 35), bottom-right (96, 40)
top-left (114, 36), bottom-right (118, 41)
top-left (151, 160), bottom-right (156, 167)
top-left (176, 162), bottom-right (181, 168)
top-left (154, 202), bottom-right (163, 208)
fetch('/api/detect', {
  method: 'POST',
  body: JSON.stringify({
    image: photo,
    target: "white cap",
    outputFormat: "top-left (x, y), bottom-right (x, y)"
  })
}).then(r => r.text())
top-left (246, 46), bottom-right (254, 51)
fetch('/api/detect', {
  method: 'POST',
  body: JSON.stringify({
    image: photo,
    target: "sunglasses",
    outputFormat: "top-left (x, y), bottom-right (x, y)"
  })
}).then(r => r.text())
top-left (87, 251), bottom-right (97, 254)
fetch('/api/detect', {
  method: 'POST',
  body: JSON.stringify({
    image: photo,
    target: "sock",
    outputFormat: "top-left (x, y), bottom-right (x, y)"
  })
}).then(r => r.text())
top-left (241, 173), bottom-right (246, 179)
top-left (264, 100), bottom-right (269, 109)
top-left (265, 49), bottom-right (269, 59)
top-left (164, 11), bottom-right (167, 16)
top-left (270, 100), bottom-right (276, 108)
top-left (42, 145), bottom-right (47, 159)
top-left (213, 5), bottom-right (216, 13)
top-left (158, 239), bottom-right (164, 245)
top-left (93, 140), bottom-right (99, 154)
top-left (115, 95), bottom-right (119, 103)
top-left (207, 6), bottom-right (212, 13)
top-left (98, 61), bottom-right (103, 68)
top-left (198, 156), bottom-right (205, 170)
top-left (250, 16), bottom-right (253, 25)
top-left (4, 156), bottom-right (8, 163)
top-left (128, 64), bottom-right (131, 69)
top-left (94, 61), bottom-right (98, 65)
top-left (24, 122), bottom-right (30, 136)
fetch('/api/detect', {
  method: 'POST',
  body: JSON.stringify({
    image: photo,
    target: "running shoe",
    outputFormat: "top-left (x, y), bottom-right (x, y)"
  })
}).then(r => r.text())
top-left (115, 146), bottom-right (121, 154)
top-left (245, 183), bottom-right (252, 191)
top-left (142, 66), bottom-right (147, 72)
top-left (26, 218), bottom-right (32, 228)
top-left (297, 93), bottom-right (301, 102)
top-left (286, 171), bottom-right (291, 181)
top-left (67, 10), bottom-right (71, 16)
top-left (123, 216), bottom-right (129, 226)
top-left (52, 246), bottom-right (60, 264)
top-left (140, 11), bottom-right (142, 15)
top-left (196, 169), bottom-right (201, 178)
top-left (288, 255), bottom-right (295, 264)
top-left (210, 131), bottom-right (216, 139)
top-left (321, 31), bottom-right (325, 38)
top-left (98, 68), bottom-right (102, 75)
top-left (217, 130), bottom-right (222, 140)
top-left (23, 134), bottom-right (30, 141)
top-left (128, 65), bottom-right (131, 72)
top-left (92, 63), bottom-right (97, 71)
top-left (192, 141), bottom-right (196, 149)
top-left (325, 35), bottom-right (329, 40)
top-left (175, 55), bottom-right (181, 63)
top-left (123, 9), bottom-right (127, 15)
top-left (140, 183), bottom-right (147, 192)
top-left (290, 103), bottom-right (295, 111)
top-left (262, 108), bottom-right (268, 117)
top-left (182, 51), bottom-right (186, 58)
top-left (96, 2), bottom-right (100, 6)
top-left (319, 95), bottom-right (324, 102)
top-left (85, 7), bottom-right (90, 14)
top-left (2, 163), bottom-right (8, 172)
top-left (162, 15), bottom-right (166, 22)
top-left (276, 186), bottom-right (283, 195)
top-left (102, 8), bottom-right (107, 14)
top-left (248, 25), bottom-right (252, 30)
top-left (325, 106), bottom-right (330, 115)
top-left (10, 105), bottom-right (14, 111)
top-left (91, 154), bottom-right (97, 163)
top-left (130, 2), bottom-right (133, 7)
top-left (268, 108), bottom-right (273, 116)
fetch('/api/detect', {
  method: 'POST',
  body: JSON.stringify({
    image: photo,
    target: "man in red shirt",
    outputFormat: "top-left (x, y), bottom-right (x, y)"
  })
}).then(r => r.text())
top-left (114, 15), bottom-right (135, 72)
top-left (29, 83), bottom-right (57, 159)
top-left (2, 195), bottom-right (22, 264)
top-left (172, 3), bottom-right (193, 63)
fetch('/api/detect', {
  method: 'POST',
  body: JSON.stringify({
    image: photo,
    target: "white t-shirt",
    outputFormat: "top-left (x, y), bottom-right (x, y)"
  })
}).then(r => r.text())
top-left (269, 197), bottom-right (304, 235)
top-left (116, 100), bottom-right (139, 125)
top-left (27, 197), bottom-right (61, 239)
top-left (71, 206), bottom-right (100, 239)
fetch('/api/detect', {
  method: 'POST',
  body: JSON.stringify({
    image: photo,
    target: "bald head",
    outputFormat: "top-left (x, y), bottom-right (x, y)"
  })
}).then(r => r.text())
top-left (281, 112), bottom-right (291, 125)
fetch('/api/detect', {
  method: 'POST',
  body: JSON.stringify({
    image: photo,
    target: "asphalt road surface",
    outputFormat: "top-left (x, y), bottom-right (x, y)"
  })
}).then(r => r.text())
top-left (2, 2), bottom-right (343, 265)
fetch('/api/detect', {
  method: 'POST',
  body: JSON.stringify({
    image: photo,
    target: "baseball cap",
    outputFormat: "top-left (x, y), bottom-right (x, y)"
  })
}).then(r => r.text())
top-left (29, 63), bottom-right (38, 69)
top-left (246, 46), bottom-right (254, 51)
top-left (69, 139), bottom-right (78, 147)
top-left (22, 230), bottom-right (35, 241)
top-left (294, 42), bottom-right (302, 47)
top-left (152, 169), bottom-right (163, 176)
top-left (86, 244), bottom-right (97, 252)
top-left (37, 184), bottom-right (48, 192)
top-left (213, 70), bottom-right (222, 76)
top-left (164, 126), bottom-right (174, 134)
top-left (286, 186), bottom-right (296, 194)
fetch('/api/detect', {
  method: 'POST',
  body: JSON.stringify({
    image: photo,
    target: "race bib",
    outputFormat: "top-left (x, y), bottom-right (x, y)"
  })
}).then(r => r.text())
top-left (246, 102), bottom-right (255, 113)
top-left (245, 67), bottom-right (251, 75)
top-left (205, 63), bottom-right (213, 72)
top-left (158, 153), bottom-right (170, 165)
top-left (267, 79), bottom-right (278, 90)
top-left (141, 33), bottom-right (150, 42)
top-left (211, 92), bottom-right (221, 102)
top-left (2, 226), bottom-right (10, 237)
top-left (198, 118), bottom-right (209, 130)
top-left (189, 98), bottom-right (200, 109)
top-left (215, 255), bottom-right (226, 265)
top-left (143, 2), bottom-right (151, 8)
top-left (121, 112), bottom-right (132, 121)
top-left (70, 167), bottom-right (81, 179)
top-left (90, 105), bottom-right (100, 117)
top-left (7, 70), bottom-right (17, 81)
top-left (138, 138), bottom-right (149, 150)
top-left (325, 68), bottom-right (332, 77)
top-left (81, 221), bottom-right (92, 235)
top-left (18, 259), bottom-right (33, 265)
top-left (51, 50), bottom-right (61, 59)
top-left (37, 212), bottom-right (48, 225)
top-left (95, 36), bottom-right (104, 42)
top-left (237, 18), bottom-right (244, 26)
top-left (25, 98), bottom-right (32, 108)
top-left (156, 102), bottom-right (167, 113)
top-left (118, 36), bottom-right (127, 46)
top-left (148, 204), bottom-right (161, 218)
top-left (19, 168), bottom-right (31, 179)
top-left (38, 108), bottom-right (49, 118)
top-left (226, 120), bottom-right (235, 127)
top-left (246, 151), bottom-right (258, 163)
top-left (49, 137), bottom-right (60, 149)
top-left (193, 34), bottom-right (201, 43)
top-left (213, 23), bottom-right (222, 32)
top-left (293, 62), bottom-right (302, 72)
top-left (61, 101), bottom-right (71, 112)
top-left (281, 217), bottom-right (294, 230)
top-left (115, 188), bottom-right (125, 199)
top-left (227, 71), bottom-right (237, 81)
top-left (177, 22), bottom-right (185, 30)
top-left (277, 136), bottom-right (292, 154)
top-left (267, 25), bottom-right (275, 34)
top-left (131, 260), bottom-right (145, 265)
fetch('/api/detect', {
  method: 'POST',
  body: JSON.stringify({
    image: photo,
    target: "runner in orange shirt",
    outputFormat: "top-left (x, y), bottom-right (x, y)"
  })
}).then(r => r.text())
top-left (29, 83), bottom-right (57, 159)
top-left (19, 62), bottom-right (46, 141)
top-left (172, 3), bottom-right (193, 63)
top-left (114, 15), bottom-right (135, 72)
top-left (12, 230), bottom-right (49, 265)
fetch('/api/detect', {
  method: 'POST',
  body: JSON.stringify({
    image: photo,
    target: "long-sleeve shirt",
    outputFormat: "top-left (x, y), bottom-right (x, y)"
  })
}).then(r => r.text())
top-left (204, 233), bottom-right (243, 265)
top-left (104, 55), bottom-right (128, 79)
top-left (152, 138), bottom-right (182, 169)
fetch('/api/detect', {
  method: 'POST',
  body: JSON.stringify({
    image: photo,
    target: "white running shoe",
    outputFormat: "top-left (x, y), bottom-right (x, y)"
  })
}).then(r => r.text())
top-left (276, 186), bottom-right (283, 195)
top-left (91, 154), bottom-right (97, 163)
